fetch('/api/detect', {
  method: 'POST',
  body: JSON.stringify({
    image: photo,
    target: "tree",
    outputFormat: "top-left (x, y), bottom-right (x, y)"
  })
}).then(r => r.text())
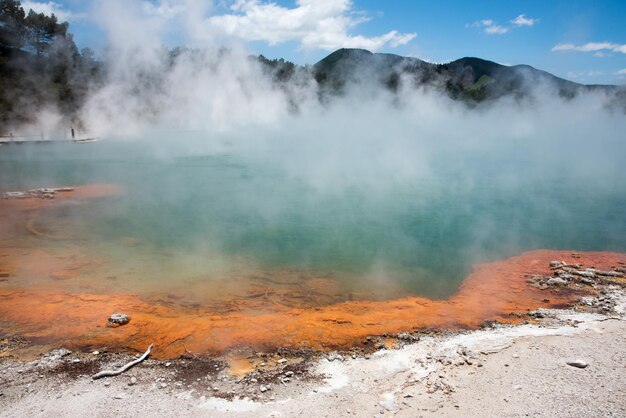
top-left (0, 0), bottom-right (26, 48)
top-left (24, 9), bottom-right (68, 55)
top-left (0, 0), bottom-right (102, 129)
top-left (80, 47), bottom-right (95, 62)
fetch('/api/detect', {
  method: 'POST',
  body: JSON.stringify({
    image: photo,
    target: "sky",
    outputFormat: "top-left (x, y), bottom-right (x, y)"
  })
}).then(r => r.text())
top-left (19, 0), bottom-right (626, 84)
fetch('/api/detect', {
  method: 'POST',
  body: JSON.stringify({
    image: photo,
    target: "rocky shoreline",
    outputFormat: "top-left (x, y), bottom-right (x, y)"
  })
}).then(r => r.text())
top-left (1, 258), bottom-right (625, 416)
top-left (3, 250), bottom-right (623, 358)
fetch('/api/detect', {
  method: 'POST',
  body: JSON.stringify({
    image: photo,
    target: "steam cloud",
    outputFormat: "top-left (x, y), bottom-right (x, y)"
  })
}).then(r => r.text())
top-left (18, 0), bottom-right (626, 181)
top-left (5, 0), bottom-right (626, 299)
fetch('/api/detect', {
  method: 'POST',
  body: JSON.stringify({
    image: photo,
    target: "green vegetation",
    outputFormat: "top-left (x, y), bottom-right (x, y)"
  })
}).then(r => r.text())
top-left (0, 0), bottom-right (101, 130)
top-left (312, 48), bottom-right (622, 107)
top-left (462, 75), bottom-right (495, 102)
top-left (257, 55), bottom-right (296, 83)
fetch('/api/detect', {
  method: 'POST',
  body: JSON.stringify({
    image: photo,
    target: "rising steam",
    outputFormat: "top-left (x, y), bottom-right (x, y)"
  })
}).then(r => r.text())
top-left (4, 0), bottom-right (625, 300)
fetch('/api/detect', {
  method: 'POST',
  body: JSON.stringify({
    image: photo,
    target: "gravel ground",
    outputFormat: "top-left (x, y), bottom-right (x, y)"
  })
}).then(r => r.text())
top-left (1, 295), bottom-right (625, 418)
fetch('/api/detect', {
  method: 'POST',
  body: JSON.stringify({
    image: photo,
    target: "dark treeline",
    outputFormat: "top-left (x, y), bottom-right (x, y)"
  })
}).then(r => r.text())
top-left (0, 0), bottom-right (101, 131)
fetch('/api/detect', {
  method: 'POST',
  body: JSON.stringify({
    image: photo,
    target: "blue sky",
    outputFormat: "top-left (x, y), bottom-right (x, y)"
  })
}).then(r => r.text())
top-left (20, 0), bottom-right (626, 84)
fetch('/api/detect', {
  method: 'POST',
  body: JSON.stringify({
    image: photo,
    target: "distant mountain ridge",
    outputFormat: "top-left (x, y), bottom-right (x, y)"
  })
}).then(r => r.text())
top-left (3, 0), bottom-right (622, 133)
top-left (308, 48), bottom-right (621, 103)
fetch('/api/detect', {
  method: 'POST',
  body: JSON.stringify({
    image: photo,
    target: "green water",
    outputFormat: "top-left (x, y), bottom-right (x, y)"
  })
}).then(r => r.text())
top-left (1, 137), bottom-right (625, 300)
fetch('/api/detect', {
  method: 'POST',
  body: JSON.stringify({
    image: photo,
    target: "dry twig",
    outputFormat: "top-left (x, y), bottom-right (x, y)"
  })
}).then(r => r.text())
top-left (92, 344), bottom-right (154, 379)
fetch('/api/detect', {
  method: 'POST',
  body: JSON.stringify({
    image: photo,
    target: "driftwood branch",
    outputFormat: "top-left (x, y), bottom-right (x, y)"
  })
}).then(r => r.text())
top-left (92, 344), bottom-right (154, 379)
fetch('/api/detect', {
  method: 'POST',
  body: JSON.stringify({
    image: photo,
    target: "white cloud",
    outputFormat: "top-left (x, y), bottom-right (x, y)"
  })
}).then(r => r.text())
top-left (484, 24), bottom-right (508, 35)
top-left (552, 43), bottom-right (574, 51)
top-left (21, 1), bottom-right (81, 21)
top-left (203, 0), bottom-right (416, 51)
top-left (552, 42), bottom-right (626, 54)
top-left (616, 69), bottom-right (626, 75)
top-left (511, 14), bottom-right (537, 27)
top-left (470, 14), bottom-right (537, 35)
top-left (469, 19), bottom-right (509, 35)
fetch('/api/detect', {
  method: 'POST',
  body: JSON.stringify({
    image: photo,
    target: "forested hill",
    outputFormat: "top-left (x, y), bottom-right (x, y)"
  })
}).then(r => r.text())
top-left (311, 48), bottom-right (621, 102)
top-left (0, 0), bottom-right (101, 130)
top-left (1, 1), bottom-right (624, 133)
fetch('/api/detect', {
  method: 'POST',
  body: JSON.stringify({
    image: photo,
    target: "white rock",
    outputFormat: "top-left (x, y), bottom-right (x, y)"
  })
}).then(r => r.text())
top-left (379, 393), bottom-right (399, 413)
top-left (547, 277), bottom-right (568, 286)
top-left (108, 313), bottom-right (130, 326)
top-left (43, 348), bottom-right (72, 362)
top-left (566, 359), bottom-right (589, 369)
top-left (580, 297), bottom-right (595, 306)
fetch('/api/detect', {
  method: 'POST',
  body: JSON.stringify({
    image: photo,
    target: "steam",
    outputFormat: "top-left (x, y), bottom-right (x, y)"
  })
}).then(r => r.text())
top-left (5, 1), bottom-right (626, 300)
top-left (69, 0), bottom-right (626, 187)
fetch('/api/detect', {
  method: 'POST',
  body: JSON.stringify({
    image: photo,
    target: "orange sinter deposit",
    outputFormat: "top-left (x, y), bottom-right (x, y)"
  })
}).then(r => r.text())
top-left (1, 248), bottom-right (623, 359)
top-left (0, 185), bottom-right (624, 359)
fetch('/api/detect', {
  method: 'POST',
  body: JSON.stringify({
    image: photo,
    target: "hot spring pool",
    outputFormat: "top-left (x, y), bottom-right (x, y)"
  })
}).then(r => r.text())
top-left (1, 135), bottom-right (624, 311)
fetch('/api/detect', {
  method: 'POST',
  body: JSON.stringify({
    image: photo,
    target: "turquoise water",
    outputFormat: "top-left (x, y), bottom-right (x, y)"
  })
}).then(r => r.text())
top-left (1, 137), bottom-right (625, 300)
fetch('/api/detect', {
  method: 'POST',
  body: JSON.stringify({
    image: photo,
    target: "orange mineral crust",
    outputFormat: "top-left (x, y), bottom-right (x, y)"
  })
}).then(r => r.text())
top-left (1, 250), bottom-right (622, 359)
